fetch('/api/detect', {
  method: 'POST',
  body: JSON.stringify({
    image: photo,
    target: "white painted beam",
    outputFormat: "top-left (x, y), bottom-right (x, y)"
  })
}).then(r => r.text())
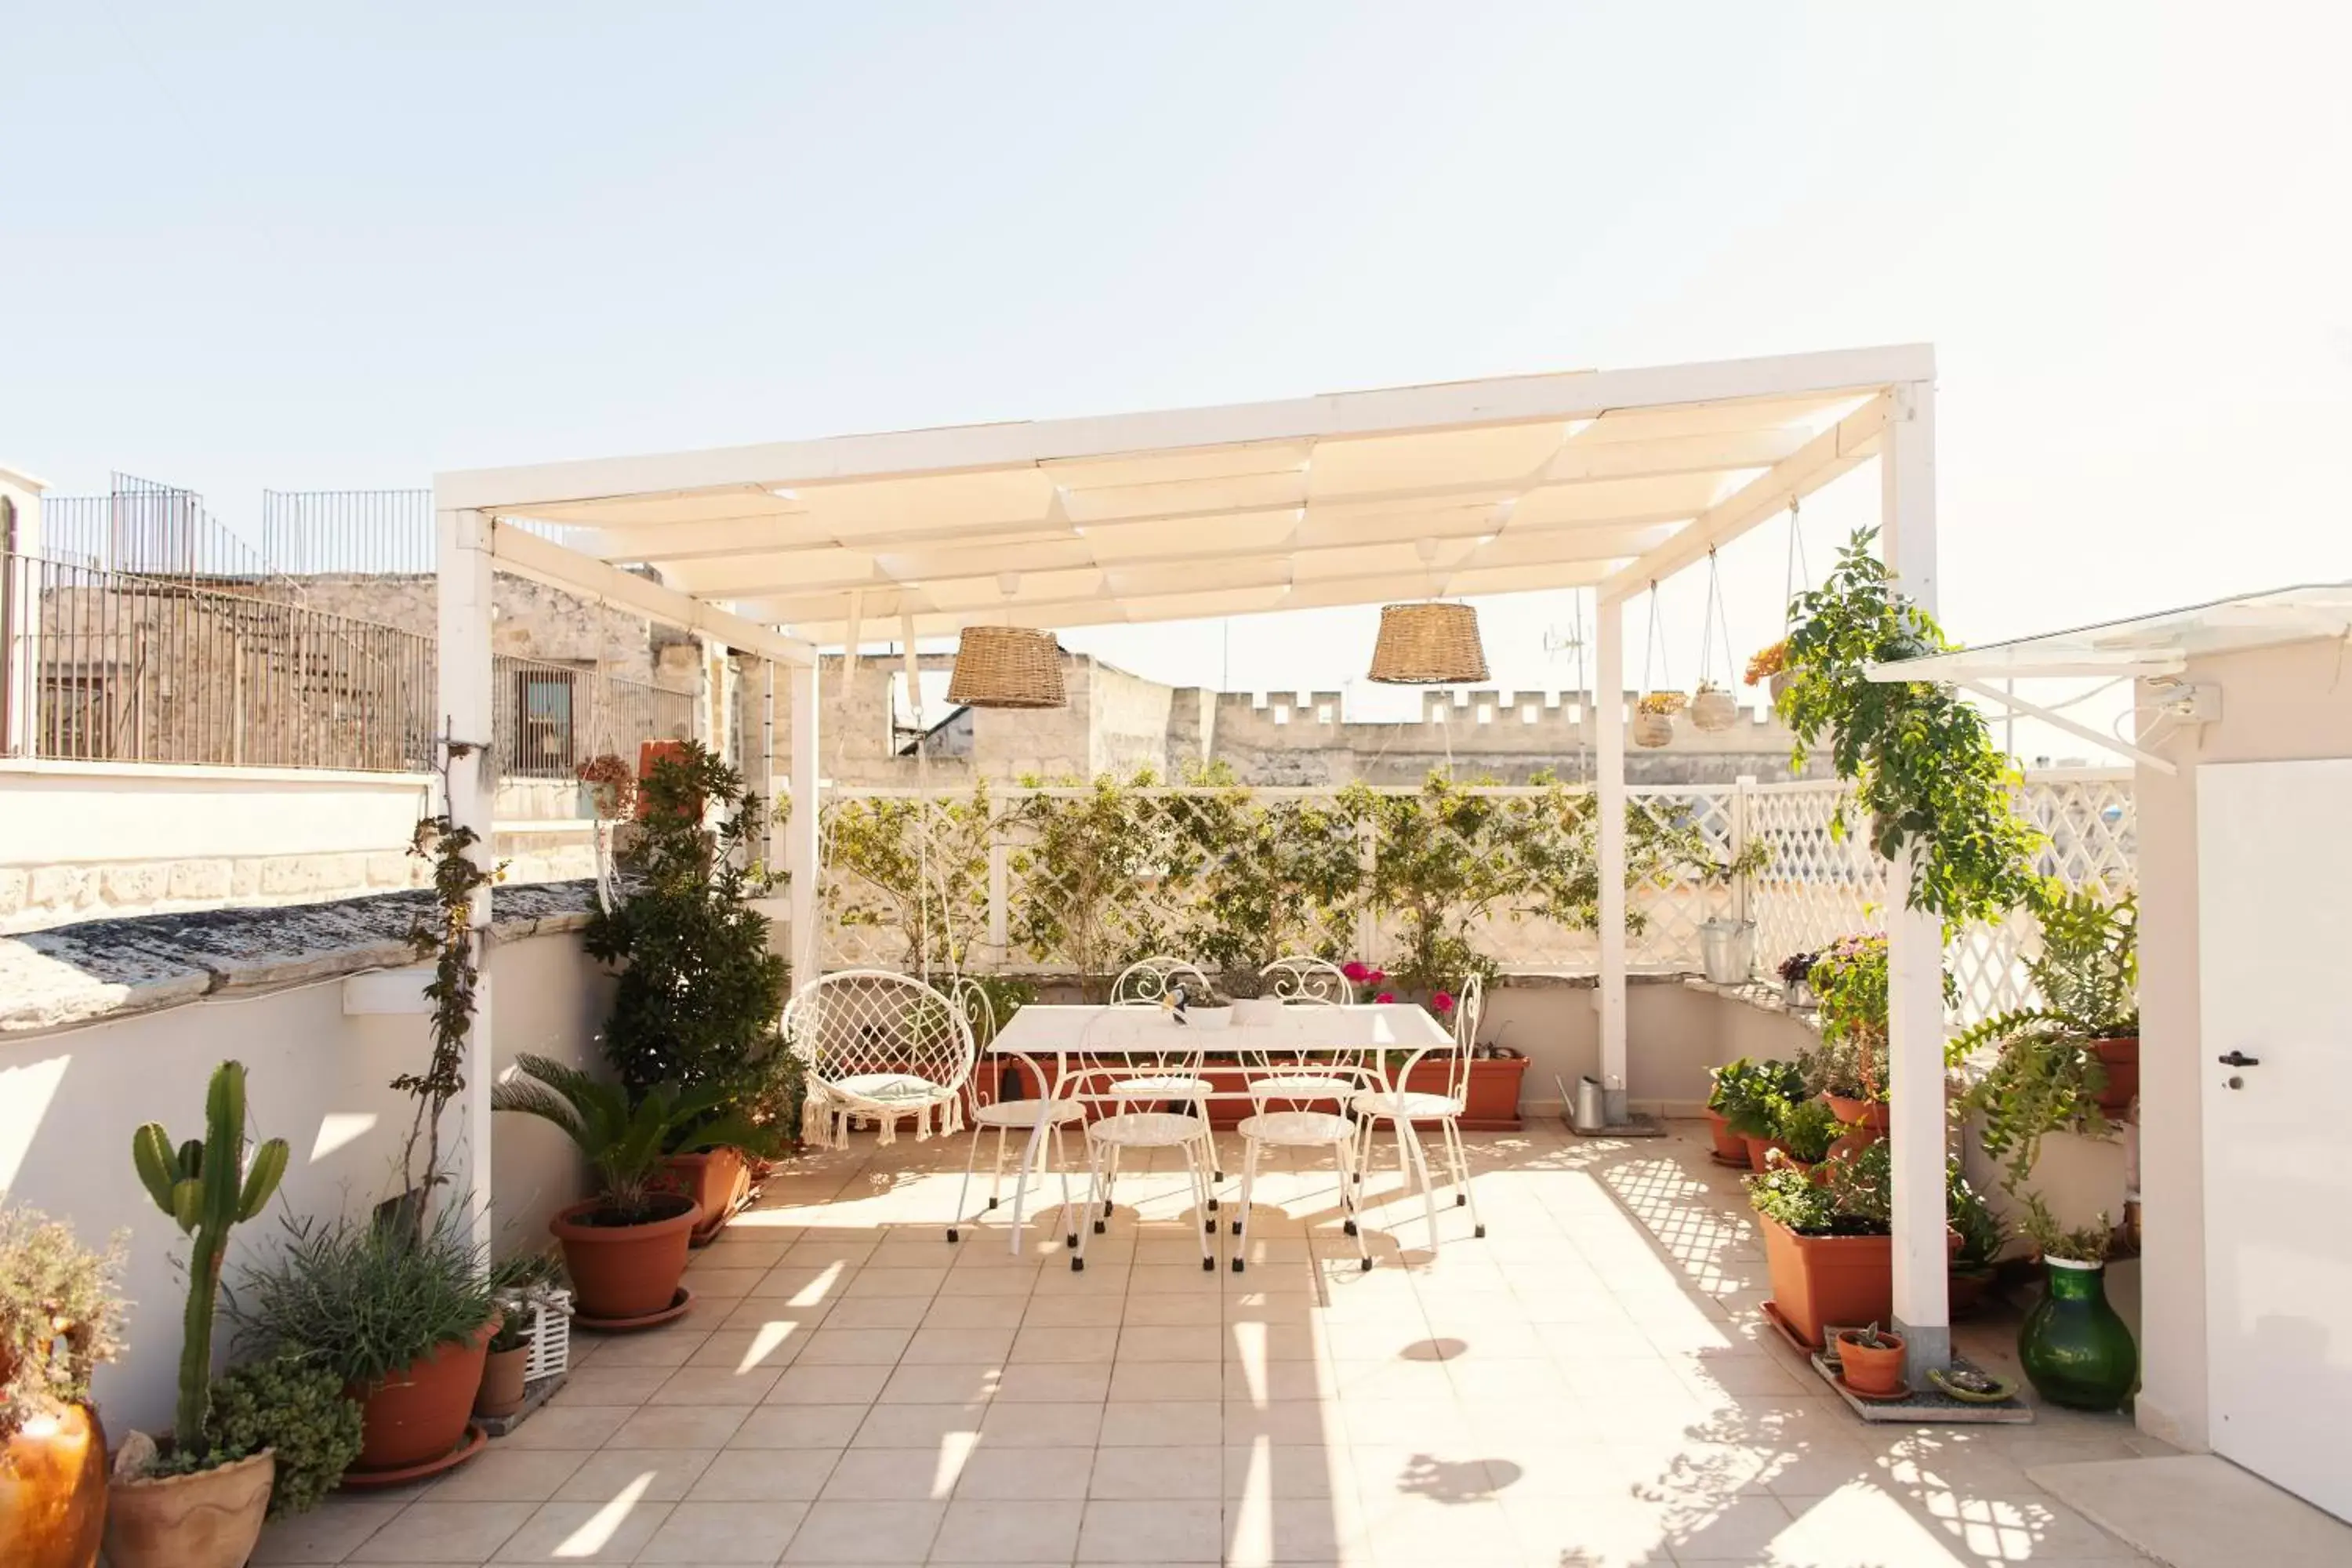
top-left (434, 345), bottom-right (1935, 512)
top-left (1876, 381), bottom-right (1951, 1381)
top-left (485, 520), bottom-right (816, 667)
top-left (1601, 394), bottom-right (1893, 601)
top-left (1958, 681), bottom-right (2176, 775)
top-left (1595, 590), bottom-right (1629, 1121)
top-left (436, 506), bottom-right (497, 1256)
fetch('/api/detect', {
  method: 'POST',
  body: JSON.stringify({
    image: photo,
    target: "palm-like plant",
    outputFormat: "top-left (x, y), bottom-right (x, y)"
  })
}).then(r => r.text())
top-left (491, 1055), bottom-right (779, 1222)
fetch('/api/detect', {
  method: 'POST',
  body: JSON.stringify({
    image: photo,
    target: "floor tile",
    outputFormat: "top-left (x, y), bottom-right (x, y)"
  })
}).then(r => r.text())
top-left (782, 1498), bottom-right (948, 1563)
top-left (633, 1499), bottom-right (807, 1563)
top-left (1090, 1444), bottom-right (1221, 1499)
top-left (551, 1447), bottom-right (715, 1502)
top-left (345, 1500), bottom-right (538, 1563)
top-left (488, 1497), bottom-right (673, 1563)
top-left (1075, 1497), bottom-right (1224, 1563)
top-left (608, 1404), bottom-right (753, 1449)
top-left (688, 1448), bottom-right (844, 1502)
top-left (729, 1405), bottom-right (870, 1450)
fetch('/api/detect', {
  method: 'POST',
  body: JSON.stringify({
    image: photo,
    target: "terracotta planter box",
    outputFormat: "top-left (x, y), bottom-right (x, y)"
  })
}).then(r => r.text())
top-left (659, 1147), bottom-right (752, 1245)
top-left (1756, 1210), bottom-right (1893, 1350)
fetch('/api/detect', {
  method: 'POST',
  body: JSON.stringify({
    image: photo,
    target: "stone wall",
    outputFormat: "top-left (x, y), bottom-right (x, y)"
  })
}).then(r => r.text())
top-left (292, 572), bottom-right (702, 690)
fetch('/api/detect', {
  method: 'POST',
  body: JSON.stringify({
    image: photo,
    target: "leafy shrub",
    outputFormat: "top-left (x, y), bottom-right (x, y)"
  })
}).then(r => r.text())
top-left (0, 1207), bottom-right (124, 1434)
top-left (1947, 1163), bottom-right (2007, 1272)
top-left (1708, 1057), bottom-right (1805, 1140)
top-left (231, 1200), bottom-right (495, 1387)
top-left (198, 1357), bottom-right (364, 1518)
top-left (1774, 1097), bottom-right (1842, 1164)
top-left (2020, 1193), bottom-right (2112, 1265)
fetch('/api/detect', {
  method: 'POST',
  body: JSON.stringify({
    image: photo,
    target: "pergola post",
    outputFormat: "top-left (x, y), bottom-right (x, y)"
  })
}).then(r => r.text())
top-left (786, 657), bottom-right (821, 995)
top-left (1595, 591), bottom-right (1629, 1122)
top-left (435, 504), bottom-right (497, 1254)
top-left (1878, 379), bottom-right (1949, 1377)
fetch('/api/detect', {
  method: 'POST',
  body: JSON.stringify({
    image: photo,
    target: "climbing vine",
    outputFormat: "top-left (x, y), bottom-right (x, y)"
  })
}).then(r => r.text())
top-left (397, 806), bottom-right (499, 1220)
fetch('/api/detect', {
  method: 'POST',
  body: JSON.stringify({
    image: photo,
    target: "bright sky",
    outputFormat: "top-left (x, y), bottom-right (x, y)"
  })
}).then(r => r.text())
top-left (5, 5), bottom-right (2347, 756)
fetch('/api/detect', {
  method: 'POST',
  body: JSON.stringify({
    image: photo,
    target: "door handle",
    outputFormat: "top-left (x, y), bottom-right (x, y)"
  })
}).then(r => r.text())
top-left (2217, 1050), bottom-right (2261, 1068)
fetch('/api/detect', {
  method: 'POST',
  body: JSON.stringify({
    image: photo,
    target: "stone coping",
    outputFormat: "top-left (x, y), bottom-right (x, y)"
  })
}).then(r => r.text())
top-left (0, 880), bottom-right (601, 1038)
top-left (1682, 973), bottom-right (1828, 1030)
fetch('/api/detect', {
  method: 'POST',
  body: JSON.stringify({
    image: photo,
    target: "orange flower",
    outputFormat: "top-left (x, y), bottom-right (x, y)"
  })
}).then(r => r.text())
top-left (1744, 641), bottom-right (1788, 686)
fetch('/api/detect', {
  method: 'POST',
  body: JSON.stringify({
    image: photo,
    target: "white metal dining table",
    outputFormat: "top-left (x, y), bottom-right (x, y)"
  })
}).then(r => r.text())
top-left (985, 1001), bottom-right (1454, 1253)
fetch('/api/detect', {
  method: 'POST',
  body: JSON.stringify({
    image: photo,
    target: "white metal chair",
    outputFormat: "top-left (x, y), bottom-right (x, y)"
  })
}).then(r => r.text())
top-left (1348, 975), bottom-right (1487, 1252)
top-left (1103, 954), bottom-right (1222, 1193)
top-left (1065, 1058), bottom-right (1218, 1274)
top-left (946, 978), bottom-right (1080, 1246)
top-left (1243, 954), bottom-right (1365, 1114)
top-left (785, 969), bottom-right (976, 1152)
top-left (1232, 1104), bottom-right (1373, 1274)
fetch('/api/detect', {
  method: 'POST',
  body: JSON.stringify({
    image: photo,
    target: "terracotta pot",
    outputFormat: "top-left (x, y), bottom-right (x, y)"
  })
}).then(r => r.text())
top-left (2091, 1036), bottom-right (2139, 1114)
top-left (551, 1193), bottom-right (698, 1321)
top-left (1704, 1109), bottom-right (1748, 1162)
top-left (347, 1319), bottom-right (497, 1473)
top-left (1837, 1329), bottom-right (1907, 1396)
top-left (0, 1403), bottom-right (107, 1568)
top-left (1743, 1134), bottom-right (1793, 1174)
top-left (475, 1343), bottom-right (529, 1419)
top-left (1416, 1054), bottom-right (1526, 1131)
top-left (659, 1147), bottom-right (750, 1243)
top-left (1756, 1211), bottom-right (1893, 1349)
top-left (103, 1447), bottom-right (273, 1568)
top-left (1825, 1127), bottom-right (1880, 1163)
top-left (1949, 1265), bottom-right (1997, 1319)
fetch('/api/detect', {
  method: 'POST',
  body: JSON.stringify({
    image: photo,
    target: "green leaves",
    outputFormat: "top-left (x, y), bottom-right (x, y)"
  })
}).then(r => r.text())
top-left (1781, 528), bottom-right (2046, 923)
top-left (492, 1052), bottom-right (783, 1218)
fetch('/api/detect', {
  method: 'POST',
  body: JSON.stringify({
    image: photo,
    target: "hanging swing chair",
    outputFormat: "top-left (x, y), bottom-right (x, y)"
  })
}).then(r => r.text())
top-left (1633, 584), bottom-right (1679, 749)
top-left (1690, 549), bottom-right (1738, 733)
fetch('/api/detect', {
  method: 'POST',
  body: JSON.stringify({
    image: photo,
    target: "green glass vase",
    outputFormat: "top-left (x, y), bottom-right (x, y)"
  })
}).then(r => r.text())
top-left (2019, 1258), bottom-right (2138, 1411)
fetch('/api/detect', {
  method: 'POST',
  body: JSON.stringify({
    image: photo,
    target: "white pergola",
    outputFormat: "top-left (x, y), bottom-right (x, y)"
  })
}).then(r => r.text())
top-left (433, 342), bottom-right (1955, 1371)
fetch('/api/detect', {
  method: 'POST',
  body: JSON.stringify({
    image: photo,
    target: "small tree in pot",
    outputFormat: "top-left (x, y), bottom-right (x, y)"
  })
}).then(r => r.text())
top-left (493, 1055), bottom-right (781, 1326)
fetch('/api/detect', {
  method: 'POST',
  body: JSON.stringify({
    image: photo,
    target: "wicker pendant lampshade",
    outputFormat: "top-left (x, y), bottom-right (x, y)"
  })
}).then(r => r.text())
top-left (1367, 601), bottom-right (1489, 684)
top-left (946, 624), bottom-right (1066, 709)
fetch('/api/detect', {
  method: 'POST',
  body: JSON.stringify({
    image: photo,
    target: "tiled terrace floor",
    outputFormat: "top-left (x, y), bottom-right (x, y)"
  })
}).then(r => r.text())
top-left (255, 1123), bottom-right (2172, 1566)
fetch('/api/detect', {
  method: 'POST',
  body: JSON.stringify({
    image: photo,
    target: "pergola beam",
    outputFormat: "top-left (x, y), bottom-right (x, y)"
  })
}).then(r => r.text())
top-left (437, 344), bottom-right (1934, 514)
top-left (1600, 393), bottom-right (1893, 601)
top-left (485, 520), bottom-right (816, 667)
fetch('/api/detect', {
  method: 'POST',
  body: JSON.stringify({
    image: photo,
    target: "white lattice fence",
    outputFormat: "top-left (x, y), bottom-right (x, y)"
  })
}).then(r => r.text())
top-left (1743, 771), bottom-right (2136, 1027)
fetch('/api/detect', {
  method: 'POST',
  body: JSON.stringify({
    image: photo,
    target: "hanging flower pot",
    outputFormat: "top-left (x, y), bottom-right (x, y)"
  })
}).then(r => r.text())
top-left (1690, 685), bottom-right (1737, 732)
top-left (1633, 692), bottom-right (1680, 749)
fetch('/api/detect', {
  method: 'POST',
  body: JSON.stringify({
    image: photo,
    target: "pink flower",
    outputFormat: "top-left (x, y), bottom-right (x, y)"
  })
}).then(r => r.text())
top-left (1341, 961), bottom-right (1370, 983)
top-left (1374, 991), bottom-right (1396, 1004)
top-left (1367, 968), bottom-right (1387, 985)
top-left (1430, 991), bottom-right (1456, 1013)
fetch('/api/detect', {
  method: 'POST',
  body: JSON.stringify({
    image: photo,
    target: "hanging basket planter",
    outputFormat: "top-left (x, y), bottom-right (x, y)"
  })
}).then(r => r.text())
top-left (1633, 694), bottom-right (1679, 749)
top-left (946, 626), bottom-right (1066, 710)
top-left (1690, 687), bottom-right (1737, 732)
top-left (1368, 602), bottom-right (1489, 684)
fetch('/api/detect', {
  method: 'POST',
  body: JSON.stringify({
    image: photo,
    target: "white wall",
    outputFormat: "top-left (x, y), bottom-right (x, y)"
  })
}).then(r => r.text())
top-left (0, 930), bottom-right (610, 1437)
top-left (2133, 638), bottom-right (2352, 1452)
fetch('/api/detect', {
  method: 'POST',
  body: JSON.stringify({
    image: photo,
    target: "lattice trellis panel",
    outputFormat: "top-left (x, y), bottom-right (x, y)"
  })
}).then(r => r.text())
top-left (1746, 782), bottom-right (1892, 971)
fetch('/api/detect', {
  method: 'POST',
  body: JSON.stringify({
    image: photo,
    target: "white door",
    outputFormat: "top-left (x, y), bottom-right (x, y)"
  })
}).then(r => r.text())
top-left (2198, 759), bottom-right (2352, 1521)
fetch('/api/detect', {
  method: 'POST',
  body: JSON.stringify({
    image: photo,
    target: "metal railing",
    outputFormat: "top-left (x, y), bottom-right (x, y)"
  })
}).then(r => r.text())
top-left (262, 488), bottom-right (435, 575)
top-left (488, 653), bottom-right (697, 786)
top-left (2, 549), bottom-right (435, 771)
top-left (42, 474), bottom-right (287, 586)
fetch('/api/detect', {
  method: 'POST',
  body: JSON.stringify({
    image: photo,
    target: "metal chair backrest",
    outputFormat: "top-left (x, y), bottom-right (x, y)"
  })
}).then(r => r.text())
top-left (1109, 955), bottom-right (1210, 1007)
top-left (1385, 973), bottom-right (1485, 1106)
top-left (1260, 954), bottom-right (1351, 1006)
top-left (783, 968), bottom-right (976, 1102)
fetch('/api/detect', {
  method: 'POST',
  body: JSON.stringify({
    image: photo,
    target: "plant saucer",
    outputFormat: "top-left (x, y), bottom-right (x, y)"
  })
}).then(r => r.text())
top-left (1831, 1372), bottom-right (1911, 1404)
top-left (1928, 1367), bottom-right (2017, 1405)
top-left (572, 1286), bottom-right (695, 1334)
top-left (338, 1423), bottom-right (488, 1489)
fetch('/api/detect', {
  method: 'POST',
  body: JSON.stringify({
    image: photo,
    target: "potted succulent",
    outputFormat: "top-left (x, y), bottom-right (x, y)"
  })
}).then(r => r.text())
top-left (1690, 679), bottom-right (1737, 733)
top-left (1633, 691), bottom-right (1681, 748)
top-left (1835, 1321), bottom-right (1907, 1397)
top-left (0, 1207), bottom-right (123, 1568)
top-left (2016, 1196), bottom-right (2137, 1411)
top-left (192, 1358), bottom-right (364, 1523)
top-left (1748, 1138), bottom-right (1896, 1349)
top-left (107, 1061), bottom-right (290, 1568)
top-left (230, 1195), bottom-right (498, 1483)
top-left (1220, 967), bottom-right (1285, 1028)
top-left (493, 1054), bottom-right (780, 1326)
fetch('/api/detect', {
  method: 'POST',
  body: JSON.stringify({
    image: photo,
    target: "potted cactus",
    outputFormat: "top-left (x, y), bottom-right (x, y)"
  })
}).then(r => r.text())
top-left (106, 1061), bottom-right (290, 1568)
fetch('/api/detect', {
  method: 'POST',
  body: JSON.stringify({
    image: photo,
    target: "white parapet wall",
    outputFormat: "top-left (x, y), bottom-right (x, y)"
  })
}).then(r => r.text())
top-left (0, 760), bottom-right (595, 933)
top-left (0, 923), bottom-right (611, 1436)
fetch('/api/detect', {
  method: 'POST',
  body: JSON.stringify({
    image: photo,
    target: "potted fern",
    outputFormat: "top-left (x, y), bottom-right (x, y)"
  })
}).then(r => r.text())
top-left (494, 1055), bottom-right (781, 1327)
